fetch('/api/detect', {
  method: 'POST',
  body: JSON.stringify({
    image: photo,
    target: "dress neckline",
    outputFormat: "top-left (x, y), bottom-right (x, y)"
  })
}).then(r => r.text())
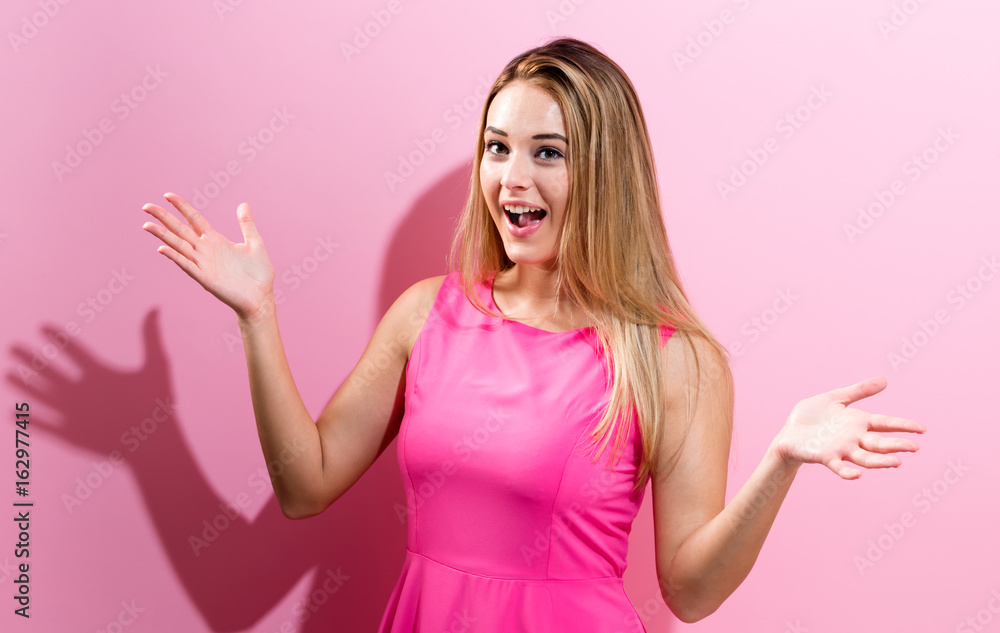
top-left (484, 273), bottom-right (595, 335)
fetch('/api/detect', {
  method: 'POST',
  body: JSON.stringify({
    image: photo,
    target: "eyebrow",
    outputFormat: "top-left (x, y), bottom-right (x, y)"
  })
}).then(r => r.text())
top-left (485, 126), bottom-right (568, 144)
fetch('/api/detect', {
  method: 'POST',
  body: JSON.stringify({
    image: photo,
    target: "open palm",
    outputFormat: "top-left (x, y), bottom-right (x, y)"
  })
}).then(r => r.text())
top-left (141, 193), bottom-right (275, 322)
top-left (769, 376), bottom-right (926, 480)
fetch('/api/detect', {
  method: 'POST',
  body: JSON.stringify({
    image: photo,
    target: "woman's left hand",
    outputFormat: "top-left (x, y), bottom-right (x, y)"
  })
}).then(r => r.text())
top-left (769, 376), bottom-right (926, 479)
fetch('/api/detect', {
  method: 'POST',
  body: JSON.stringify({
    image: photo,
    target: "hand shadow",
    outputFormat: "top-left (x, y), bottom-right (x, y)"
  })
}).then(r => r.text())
top-left (6, 308), bottom-right (404, 631)
top-left (4, 163), bottom-right (468, 631)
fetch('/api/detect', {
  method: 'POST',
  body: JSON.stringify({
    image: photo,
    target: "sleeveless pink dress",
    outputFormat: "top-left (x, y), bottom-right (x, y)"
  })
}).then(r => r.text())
top-left (377, 271), bottom-right (675, 632)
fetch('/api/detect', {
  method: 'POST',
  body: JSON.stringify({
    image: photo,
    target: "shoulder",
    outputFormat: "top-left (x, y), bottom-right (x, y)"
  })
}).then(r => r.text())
top-left (659, 329), bottom-right (731, 406)
top-left (393, 274), bottom-right (449, 329)
top-left (399, 274), bottom-right (449, 305)
top-left (651, 328), bottom-right (734, 486)
top-left (378, 274), bottom-right (449, 358)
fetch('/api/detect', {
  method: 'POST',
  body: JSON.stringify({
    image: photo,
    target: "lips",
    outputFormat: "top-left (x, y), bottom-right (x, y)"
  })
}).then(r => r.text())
top-left (502, 204), bottom-right (547, 238)
top-left (503, 204), bottom-right (547, 228)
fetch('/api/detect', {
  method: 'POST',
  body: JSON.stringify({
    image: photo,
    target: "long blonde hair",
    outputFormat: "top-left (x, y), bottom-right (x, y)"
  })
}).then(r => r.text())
top-left (449, 37), bottom-right (734, 494)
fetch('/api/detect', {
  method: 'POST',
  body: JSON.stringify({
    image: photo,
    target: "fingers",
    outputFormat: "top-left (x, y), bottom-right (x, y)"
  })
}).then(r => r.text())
top-left (859, 432), bottom-right (920, 454)
top-left (831, 376), bottom-right (887, 405)
top-left (142, 203), bottom-right (201, 258)
top-left (152, 240), bottom-right (206, 284)
top-left (867, 412), bottom-right (926, 434)
top-left (829, 452), bottom-right (901, 478)
top-left (847, 446), bottom-right (902, 469)
top-left (163, 192), bottom-right (213, 237)
top-left (831, 432), bottom-right (914, 476)
top-left (822, 430), bottom-right (919, 479)
top-left (236, 202), bottom-right (263, 244)
top-left (827, 457), bottom-right (862, 480)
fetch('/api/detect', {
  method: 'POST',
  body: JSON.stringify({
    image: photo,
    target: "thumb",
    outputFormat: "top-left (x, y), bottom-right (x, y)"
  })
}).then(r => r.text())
top-left (236, 202), bottom-right (263, 244)
top-left (829, 376), bottom-right (887, 406)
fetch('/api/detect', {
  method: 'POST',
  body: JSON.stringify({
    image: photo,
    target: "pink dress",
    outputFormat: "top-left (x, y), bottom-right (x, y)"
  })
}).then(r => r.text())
top-left (377, 271), bottom-right (675, 632)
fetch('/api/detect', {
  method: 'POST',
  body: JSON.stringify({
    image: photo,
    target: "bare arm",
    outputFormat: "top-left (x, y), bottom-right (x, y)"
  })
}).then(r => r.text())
top-left (142, 192), bottom-right (442, 519)
top-left (245, 273), bottom-right (442, 519)
top-left (234, 298), bottom-right (323, 518)
top-left (651, 335), bottom-right (925, 623)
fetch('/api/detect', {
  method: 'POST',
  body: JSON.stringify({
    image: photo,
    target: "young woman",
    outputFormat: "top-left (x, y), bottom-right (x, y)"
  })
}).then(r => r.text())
top-left (141, 37), bottom-right (925, 631)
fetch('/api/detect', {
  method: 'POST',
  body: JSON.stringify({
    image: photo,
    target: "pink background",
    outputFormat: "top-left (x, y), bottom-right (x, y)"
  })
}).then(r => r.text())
top-left (2, 1), bottom-right (997, 631)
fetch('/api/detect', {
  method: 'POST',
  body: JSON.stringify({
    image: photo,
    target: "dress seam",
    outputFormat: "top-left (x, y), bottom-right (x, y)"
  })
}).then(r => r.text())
top-left (403, 272), bottom-right (454, 552)
top-left (544, 415), bottom-right (581, 580)
top-left (405, 549), bottom-right (623, 584)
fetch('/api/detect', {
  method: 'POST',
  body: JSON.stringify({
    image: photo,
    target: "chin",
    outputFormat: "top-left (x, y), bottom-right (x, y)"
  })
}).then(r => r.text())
top-left (504, 247), bottom-right (558, 268)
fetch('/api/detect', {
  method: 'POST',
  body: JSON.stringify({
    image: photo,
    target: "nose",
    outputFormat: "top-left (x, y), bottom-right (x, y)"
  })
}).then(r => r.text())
top-left (500, 151), bottom-right (531, 191)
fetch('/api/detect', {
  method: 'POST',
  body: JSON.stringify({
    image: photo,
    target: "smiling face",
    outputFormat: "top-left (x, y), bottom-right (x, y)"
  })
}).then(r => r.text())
top-left (480, 81), bottom-right (570, 270)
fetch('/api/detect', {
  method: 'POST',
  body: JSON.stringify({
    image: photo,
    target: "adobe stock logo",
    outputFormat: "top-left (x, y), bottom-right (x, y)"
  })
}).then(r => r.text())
top-left (957, 589), bottom-right (1000, 633)
top-left (843, 126), bottom-right (958, 243)
top-left (393, 407), bottom-right (511, 525)
top-left (672, 0), bottom-right (755, 72)
top-left (339, 0), bottom-right (410, 62)
top-left (213, 0), bottom-right (249, 21)
top-left (876, 0), bottom-right (933, 41)
top-left (384, 76), bottom-right (493, 192)
top-left (51, 65), bottom-right (169, 183)
top-left (853, 459), bottom-right (970, 575)
top-left (16, 268), bottom-right (137, 386)
top-left (187, 107), bottom-right (295, 211)
top-left (544, 0), bottom-right (591, 29)
top-left (887, 254), bottom-right (997, 373)
top-left (8, 0), bottom-right (73, 54)
top-left (716, 85), bottom-right (832, 201)
top-left (61, 397), bottom-right (178, 515)
top-left (727, 287), bottom-right (799, 358)
top-left (95, 600), bottom-right (143, 633)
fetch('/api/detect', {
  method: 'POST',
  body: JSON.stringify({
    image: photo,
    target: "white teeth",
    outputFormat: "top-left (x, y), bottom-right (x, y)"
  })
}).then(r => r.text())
top-left (503, 205), bottom-right (543, 214)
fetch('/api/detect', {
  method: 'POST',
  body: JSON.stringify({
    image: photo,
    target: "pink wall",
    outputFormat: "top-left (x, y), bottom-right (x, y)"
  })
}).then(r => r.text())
top-left (2, 1), bottom-right (997, 631)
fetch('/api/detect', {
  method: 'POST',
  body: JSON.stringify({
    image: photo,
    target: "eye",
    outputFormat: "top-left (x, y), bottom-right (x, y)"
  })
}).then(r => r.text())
top-left (485, 140), bottom-right (508, 156)
top-left (537, 147), bottom-right (564, 161)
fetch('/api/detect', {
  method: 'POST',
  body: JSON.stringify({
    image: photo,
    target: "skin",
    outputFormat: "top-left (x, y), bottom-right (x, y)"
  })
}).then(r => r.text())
top-left (482, 81), bottom-right (569, 270)
top-left (140, 79), bottom-right (927, 624)
top-left (480, 80), bottom-right (588, 332)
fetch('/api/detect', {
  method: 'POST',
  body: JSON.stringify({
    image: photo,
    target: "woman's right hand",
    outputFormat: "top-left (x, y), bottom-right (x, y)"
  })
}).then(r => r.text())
top-left (141, 192), bottom-right (276, 325)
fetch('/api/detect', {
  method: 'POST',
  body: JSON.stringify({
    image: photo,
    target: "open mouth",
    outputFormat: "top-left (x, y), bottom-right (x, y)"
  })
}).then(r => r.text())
top-left (503, 204), bottom-right (547, 228)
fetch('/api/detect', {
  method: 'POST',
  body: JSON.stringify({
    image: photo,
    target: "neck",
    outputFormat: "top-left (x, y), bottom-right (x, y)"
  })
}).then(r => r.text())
top-left (495, 262), bottom-right (576, 323)
top-left (506, 263), bottom-right (559, 303)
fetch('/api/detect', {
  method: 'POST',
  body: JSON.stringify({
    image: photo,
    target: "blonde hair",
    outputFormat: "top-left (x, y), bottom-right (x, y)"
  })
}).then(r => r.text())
top-left (448, 37), bottom-right (734, 494)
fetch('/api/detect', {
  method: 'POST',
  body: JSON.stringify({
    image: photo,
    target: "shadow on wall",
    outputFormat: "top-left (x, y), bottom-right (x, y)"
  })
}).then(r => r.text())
top-left (5, 161), bottom-right (472, 632)
top-left (377, 161), bottom-right (471, 312)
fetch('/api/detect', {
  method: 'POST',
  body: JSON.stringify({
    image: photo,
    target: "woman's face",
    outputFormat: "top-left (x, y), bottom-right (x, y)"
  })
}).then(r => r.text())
top-left (480, 81), bottom-right (569, 270)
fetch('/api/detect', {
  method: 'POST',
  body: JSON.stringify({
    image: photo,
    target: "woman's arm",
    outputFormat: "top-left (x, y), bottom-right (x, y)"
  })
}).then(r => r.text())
top-left (141, 193), bottom-right (441, 519)
top-left (234, 296), bottom-right (326, 518)
top-left (651, 334), bottom-right (925, 623)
